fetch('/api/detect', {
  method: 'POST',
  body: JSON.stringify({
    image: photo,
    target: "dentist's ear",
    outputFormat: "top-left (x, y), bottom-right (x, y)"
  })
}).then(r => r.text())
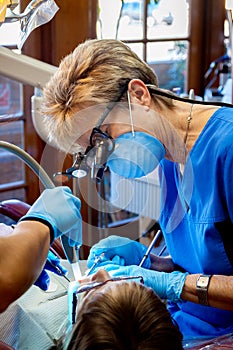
top-left (128, 79), bottom-right (152, 108)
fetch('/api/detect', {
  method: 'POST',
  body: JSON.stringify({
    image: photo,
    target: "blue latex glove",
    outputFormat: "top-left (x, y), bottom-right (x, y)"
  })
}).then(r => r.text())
top-left (101, 264), bottom-right (188, 303)
top-left (34, 251), bottom-right (68, 291)
top-left (19, 186), bottom-right (82, 246)
top-left (87, 235), bottom-right (151, 269)
top-left (34, 269), bottom-right (50, 291)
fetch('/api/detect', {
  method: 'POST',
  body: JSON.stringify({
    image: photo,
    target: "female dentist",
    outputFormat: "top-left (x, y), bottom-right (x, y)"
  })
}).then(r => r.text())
top-left (40, 38), bottom-right (233, 340)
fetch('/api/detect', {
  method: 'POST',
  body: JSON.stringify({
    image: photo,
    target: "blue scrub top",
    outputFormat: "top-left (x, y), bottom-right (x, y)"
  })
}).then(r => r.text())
top-left (159, 107), bottom-right (233, 339)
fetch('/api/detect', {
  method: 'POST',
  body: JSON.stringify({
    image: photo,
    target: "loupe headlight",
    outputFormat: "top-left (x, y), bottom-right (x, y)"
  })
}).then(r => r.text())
top-left (53, 152), bottom-right (89, 183)
top-left (53, 130), bottom-right (115, 183)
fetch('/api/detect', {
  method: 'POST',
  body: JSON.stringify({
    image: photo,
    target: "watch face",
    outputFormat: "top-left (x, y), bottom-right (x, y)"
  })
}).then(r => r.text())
top-left (197, 276), bottom-right (210, 288)
top-left (196, 275), bottom-right (211, 306)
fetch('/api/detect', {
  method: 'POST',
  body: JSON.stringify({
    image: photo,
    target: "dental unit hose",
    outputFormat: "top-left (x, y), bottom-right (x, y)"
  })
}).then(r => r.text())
top-left (0, 140), bottom-right (78, 265)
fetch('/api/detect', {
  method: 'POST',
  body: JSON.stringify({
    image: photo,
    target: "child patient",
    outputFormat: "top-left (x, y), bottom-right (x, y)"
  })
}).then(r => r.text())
top-left (59, 269), bottom-right (183, 350)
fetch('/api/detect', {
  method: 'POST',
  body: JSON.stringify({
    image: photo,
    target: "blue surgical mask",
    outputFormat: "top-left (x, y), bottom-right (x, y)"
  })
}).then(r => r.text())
top-left (107, 131), bottom-right (165, 178)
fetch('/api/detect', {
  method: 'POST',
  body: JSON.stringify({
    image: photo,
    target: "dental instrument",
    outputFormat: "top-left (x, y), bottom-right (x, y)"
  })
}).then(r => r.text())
top-left (61, 236), bottom-right (82, 281)
top-left (139, 230), bottom-right (162, 267)
top-left (86, 253), bottom-right (105, 276)
top-left (46, 256), bottom-right (71, 283)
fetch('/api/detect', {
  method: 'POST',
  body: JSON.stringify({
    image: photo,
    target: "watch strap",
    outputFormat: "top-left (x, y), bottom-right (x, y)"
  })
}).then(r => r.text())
top-left (196, 274), bottom-right (212, 306)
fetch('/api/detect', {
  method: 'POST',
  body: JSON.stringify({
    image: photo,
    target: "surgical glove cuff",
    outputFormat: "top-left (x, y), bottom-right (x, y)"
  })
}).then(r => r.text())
top-left (20, 215), bottom-right (56, 244)
top-left (103, 264), bottom-right (188, 303)
top-left (166, 271), bottom-right (189, 302)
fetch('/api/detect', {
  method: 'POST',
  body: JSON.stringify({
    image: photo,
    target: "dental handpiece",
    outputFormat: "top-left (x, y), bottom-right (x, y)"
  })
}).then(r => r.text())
top-left (139, 230), bottom-right (162, 267)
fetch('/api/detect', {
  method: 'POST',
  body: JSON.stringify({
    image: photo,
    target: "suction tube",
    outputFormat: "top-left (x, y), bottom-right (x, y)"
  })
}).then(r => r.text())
top-left (0, 140), bottom-right (54, 189)
top-left (0, 140), bottom-right (77, 264)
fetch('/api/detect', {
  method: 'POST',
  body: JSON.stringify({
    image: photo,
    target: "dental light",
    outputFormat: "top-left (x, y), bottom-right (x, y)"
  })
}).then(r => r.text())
top-left (1, 0), bottom-right (59, 49)
top-left (4, 0), bottom-right (50, 23)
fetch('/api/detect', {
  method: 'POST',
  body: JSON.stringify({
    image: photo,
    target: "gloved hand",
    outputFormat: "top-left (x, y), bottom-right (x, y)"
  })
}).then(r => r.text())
top-left (19, 186), bottom-right (82, 246)
top-left (34, 250), bottom-right (68, 291)
top-left (100, 264), bottom-right (188, 303)
top-left (87, 235), bottom-right (151, 269)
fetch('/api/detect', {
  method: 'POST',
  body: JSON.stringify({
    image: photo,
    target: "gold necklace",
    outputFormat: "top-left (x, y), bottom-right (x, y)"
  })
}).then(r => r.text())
top-left (183, 103), bottom-right (194, 145)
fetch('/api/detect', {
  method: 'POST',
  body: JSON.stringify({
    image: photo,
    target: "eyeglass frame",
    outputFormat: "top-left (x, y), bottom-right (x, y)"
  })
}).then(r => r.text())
top-left (68, 275), bottom-right (144, 325)
top-left (53, 85), bottom-right (128, 183)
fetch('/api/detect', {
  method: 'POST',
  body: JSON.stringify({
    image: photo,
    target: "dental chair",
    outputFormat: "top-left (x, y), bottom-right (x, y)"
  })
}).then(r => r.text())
top-left (0, 198), bottom-right (66, 258)
top-left (0, 341), bottom-right (14, 350)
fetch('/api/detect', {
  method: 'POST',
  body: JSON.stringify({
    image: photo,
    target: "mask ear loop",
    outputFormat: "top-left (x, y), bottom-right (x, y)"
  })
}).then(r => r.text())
top-left (127, 90), bottom-right (135, 137)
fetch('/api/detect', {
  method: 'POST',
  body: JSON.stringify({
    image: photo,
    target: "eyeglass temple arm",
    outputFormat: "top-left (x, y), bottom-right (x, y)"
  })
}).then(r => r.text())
top-left (95, 84), bottom-right (129, 128)
top-left (95, 101), bottom-right (118, 129)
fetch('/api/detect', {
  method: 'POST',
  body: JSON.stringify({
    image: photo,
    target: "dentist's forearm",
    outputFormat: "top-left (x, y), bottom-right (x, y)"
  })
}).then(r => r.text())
top-left (181, 274), bottom-right (233, 311)
top-left (0, 221), bottom-right (50, 312)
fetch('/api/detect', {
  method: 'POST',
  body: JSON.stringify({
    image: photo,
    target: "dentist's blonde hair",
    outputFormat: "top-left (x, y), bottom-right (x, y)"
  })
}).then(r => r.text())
top-left (41, 39), bottom-right (171, 153)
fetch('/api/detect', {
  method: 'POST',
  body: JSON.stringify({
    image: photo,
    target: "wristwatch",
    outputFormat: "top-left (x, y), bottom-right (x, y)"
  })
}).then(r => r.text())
top-left (196, 274), bottom-right (212, 306)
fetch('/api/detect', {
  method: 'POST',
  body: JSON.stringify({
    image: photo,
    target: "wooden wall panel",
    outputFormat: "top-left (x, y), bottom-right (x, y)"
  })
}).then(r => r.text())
top-left (188, 0), bottom-right (226, 96)
top-left (21, 0), bottom-right (97, 203)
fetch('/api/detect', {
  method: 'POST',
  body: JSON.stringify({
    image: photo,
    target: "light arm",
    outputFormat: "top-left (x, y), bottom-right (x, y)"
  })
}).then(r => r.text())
top-left (0, 45), bottom-right (57, 89)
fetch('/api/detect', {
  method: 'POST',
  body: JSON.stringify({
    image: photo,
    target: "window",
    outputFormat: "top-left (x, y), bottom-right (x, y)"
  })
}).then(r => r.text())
top-left (0, 20), bottom-right (26, 213)
top-left (97, 0), bottom-right (190, 93)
